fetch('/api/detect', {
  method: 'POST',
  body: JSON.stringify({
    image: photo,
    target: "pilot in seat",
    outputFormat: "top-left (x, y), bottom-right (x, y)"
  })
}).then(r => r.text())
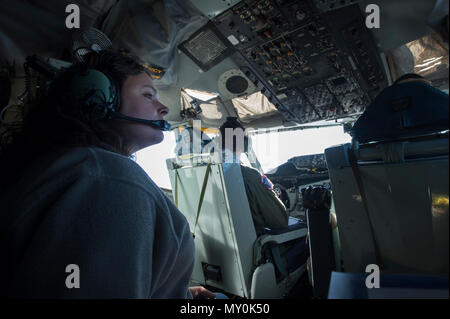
top-left (218, 117), bottom-right (289, 235)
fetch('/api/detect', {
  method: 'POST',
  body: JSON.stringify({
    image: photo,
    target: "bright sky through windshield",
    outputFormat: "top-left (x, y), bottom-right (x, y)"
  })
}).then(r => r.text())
top-left (136, 126), bottom-right (351, 189)
top-left (251, 126), bottom-right (352, 172)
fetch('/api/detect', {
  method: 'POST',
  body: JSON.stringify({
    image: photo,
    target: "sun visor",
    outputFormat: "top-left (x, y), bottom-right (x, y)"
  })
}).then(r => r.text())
top-left (181, 89), bottom-right (285, 129)
top-left (232, 91), bottom-right (281, 124)
top-left (386, 33), bottom-right (449, 91)
top-left (181, 90), bottom-right (228, 128)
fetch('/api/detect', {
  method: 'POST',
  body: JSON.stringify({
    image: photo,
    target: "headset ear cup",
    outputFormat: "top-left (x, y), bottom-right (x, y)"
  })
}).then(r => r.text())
top-left (97, 68), bottom-right (119, 119)
top-left (77, 93), bottom-right (102, 120)
top-left (71, 68), bottom-right (118, 120)
top-left (90, 99), bottom-right (109, 120)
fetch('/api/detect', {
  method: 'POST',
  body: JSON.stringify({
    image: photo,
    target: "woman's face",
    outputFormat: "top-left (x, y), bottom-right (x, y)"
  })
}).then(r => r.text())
top-left (118, 72), bottom-right (169, 153)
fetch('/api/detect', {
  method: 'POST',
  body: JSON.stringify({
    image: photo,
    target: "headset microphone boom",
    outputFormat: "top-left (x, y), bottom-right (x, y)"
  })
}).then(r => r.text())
top-left (110, 111), bottom-right (171, 131)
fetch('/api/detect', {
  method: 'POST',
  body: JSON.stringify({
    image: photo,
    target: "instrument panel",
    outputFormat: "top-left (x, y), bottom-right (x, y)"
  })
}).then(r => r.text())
top-left (180, 0), bottom-right (388, 124)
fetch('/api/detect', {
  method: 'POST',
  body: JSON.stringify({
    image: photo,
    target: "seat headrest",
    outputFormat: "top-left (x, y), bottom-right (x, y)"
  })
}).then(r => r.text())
top-left (350, 81), bottom-right (449, 143)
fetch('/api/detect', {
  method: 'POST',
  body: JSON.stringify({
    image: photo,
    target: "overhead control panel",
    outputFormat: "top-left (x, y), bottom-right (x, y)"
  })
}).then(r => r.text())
top-left (312, 0), bottom-right (361, 13)
top-left (180, 0), bottom-right (388, 124)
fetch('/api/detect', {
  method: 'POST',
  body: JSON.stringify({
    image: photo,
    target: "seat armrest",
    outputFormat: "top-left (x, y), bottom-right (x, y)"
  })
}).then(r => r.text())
top-left (253, 227), bottom-right (308, 265)
top-left (265, 221), bottom-right (307, 235)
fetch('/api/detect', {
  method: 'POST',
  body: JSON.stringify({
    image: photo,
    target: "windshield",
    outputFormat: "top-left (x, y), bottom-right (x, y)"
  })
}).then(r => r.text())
top-left (136, 125), bottom-right (351, 189)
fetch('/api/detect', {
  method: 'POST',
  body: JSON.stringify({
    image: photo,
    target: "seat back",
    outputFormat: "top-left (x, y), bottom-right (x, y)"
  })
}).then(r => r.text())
top-left (350, 81), bottom-right (449, 144)
top-left (325, 137), bottom-right (449, 276)
top-left (167, 159), bottom-right (257, 297)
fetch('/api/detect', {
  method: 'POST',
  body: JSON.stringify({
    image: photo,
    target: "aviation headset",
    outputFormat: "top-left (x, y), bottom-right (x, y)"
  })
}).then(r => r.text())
top-left (69, 64), bottom-right (171, 131)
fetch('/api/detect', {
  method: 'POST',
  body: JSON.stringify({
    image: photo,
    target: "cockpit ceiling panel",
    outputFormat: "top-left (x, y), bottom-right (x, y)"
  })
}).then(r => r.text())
top-left (1, 0), bottom-right (446, 130)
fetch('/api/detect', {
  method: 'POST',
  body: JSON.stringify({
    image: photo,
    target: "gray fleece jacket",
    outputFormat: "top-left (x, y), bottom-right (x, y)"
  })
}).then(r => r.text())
top-left (0, 147), bottom-right (194, 298)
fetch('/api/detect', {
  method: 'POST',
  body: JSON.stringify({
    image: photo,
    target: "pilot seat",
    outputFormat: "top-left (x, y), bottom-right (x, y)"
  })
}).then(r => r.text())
top-left (324, 79), bottom-right (449, 279)
top-left (166, 155), bottom-right (308, 298)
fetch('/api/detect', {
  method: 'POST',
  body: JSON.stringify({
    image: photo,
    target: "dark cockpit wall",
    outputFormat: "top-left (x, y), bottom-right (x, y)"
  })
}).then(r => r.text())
top-left (0, 0), bottom-right (448, 131)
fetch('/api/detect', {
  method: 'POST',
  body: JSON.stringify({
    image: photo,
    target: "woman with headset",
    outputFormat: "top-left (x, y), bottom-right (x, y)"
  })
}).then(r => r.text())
top-left (0, 50), bottom-right (215, 299)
